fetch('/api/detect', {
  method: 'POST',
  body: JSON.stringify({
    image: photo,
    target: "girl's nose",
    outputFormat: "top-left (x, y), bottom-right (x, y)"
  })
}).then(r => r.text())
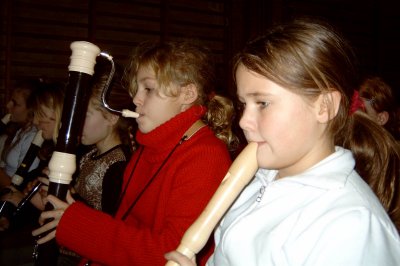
top-left (6, 101), bottom-right (13, 111)
top-left (132, 93), bottom-right (142, 106)
top-left (239, 108), bottom-right (254, 132)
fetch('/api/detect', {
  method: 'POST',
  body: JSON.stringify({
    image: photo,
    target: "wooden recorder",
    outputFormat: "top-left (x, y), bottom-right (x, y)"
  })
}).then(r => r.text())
top-left (165, 142), bottom-right (258, 266)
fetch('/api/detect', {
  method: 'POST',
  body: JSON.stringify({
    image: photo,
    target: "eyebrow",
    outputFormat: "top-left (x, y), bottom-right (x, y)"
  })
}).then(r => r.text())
top-left (238, 91), bottom-right (271, 100)
top-left (137, 77), bottom-right (156, 83)
top-left (247, 92), bottom-right (269, 97)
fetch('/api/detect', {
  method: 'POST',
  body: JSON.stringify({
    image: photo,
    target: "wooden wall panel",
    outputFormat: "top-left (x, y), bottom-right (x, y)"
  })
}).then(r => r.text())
top-left (0, 0), bottom-right (230, 114)
top-left (1, 0), bottom-right (91, 112)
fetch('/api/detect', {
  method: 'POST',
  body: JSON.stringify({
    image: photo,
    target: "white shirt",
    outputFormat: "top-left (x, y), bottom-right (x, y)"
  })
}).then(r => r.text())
top-left (0, 126), bottom-right (40, 176)
top-left (208, 147), bottom-right (400, 266)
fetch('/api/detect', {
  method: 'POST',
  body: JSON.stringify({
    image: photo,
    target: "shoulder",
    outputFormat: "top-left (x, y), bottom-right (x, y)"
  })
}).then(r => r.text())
top-left (286, 180), bottom-right (400, 245)
top-left (309, 207), bottom-right (400, 257)
top-left (321, 206), bottom-right (397, 234)
top-left (101, 146), bottom-right (130, 166)
top-left (183, 126), bottom-right (231, 157)
top-left (18, 126), bottom-right (38, 142)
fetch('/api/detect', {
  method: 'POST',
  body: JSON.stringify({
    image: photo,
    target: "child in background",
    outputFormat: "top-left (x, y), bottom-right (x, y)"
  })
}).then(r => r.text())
top-left (56, 65), bottom-right (134, 265)
top-left (3, 68), bottom-right (134, 265)
top-left (33, 40), bottom-right (237, 266)
top-left (72, 65), bottom-right (133, 215)
top-left (0, 81), bottom-right (65, 229)
top-left (165, 19), bottom-right (400, 266)
top-left (357, 76), bottom-right (400, 228)
top-left (359, 76), bottom-right (400, 140)
top-left (0, 81), bottom-right (64, 266)
top-left (0, 79), bottom-right (41, 189)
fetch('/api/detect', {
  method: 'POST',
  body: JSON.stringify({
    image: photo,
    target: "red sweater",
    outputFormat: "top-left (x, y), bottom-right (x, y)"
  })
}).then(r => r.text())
top-left (56, 105), bottom-right (232, 265)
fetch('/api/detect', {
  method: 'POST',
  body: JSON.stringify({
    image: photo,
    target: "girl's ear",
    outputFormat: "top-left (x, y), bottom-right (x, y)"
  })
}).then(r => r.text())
top-left (181, 83), bottom-right (198, 105)
top-left (180, 83), bottom-right (199, 112)
top-left (106, 113), bottom-right (119, 126)
top-left (376, 111), bottom-right (389, 126)
top-left (316, 90), bottom-right (341, 123)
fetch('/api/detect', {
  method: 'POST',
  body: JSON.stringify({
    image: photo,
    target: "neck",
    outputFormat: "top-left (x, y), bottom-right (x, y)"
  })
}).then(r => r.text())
top-left (20, 121), bottom-right (32, 130)
top-left (96, 135), bottom-right (121, 155)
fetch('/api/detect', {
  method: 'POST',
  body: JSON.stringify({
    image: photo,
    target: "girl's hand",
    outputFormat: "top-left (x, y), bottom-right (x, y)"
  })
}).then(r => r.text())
top-left (31, 191), bottom-right (75, 244)
top-left (28, 177), bottom-right (49, 210)
top-left (164, 251), bottom-right (197, 266)
top-left (1, 186), bottom-right (24, 206)
top-left (0, 216), bottom-right (10, 231)
top-left (23, 179), bottom-right (40, 194)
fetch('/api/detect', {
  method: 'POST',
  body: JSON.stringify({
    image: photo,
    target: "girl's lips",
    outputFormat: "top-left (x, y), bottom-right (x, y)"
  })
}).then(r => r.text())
top-left (247, 140), bottom-right (264, 144)
top-left (135, 113), bottom-right (144, 121)
top-left (248, 141), bottom-right (266, 149)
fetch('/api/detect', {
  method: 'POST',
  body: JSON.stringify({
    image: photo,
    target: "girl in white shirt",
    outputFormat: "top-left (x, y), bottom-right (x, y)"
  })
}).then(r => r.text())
top-left (166, 18), bottom-right (400, 266)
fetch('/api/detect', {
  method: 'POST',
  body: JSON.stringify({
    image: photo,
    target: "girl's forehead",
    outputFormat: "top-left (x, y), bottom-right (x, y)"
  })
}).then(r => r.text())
top-left (12, 92), bottom-right (27, 103)
top-left (138, 63), bottom-right (155, 74)
top-left (12, 90), bottom-right (24, 97)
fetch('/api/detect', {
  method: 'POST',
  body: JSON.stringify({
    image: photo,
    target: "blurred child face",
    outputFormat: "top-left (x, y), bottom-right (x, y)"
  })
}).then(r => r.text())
top-left (236, 64), bottom-right (330, 178)
top-left (6, 90), bottom-right (29, 123)
top-left (81, 100), bottom-right (114, 146)
top-left (361, 98), bottom-right (383, 125)
top-left (133, 65), bottom-right (186, 133)
top-left (36, 105), bottom-right (57, 140)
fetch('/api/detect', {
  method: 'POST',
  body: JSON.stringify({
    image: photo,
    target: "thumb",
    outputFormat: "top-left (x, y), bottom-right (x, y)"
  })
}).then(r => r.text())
top-left (46, 195), bottom-right (63, 209)
top-left (65, 190), bottom-right (75, 204)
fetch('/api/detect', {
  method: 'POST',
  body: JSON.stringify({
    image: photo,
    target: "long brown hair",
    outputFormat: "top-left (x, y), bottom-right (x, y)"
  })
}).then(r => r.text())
top-left (233, 18), bottom-right (400, 231)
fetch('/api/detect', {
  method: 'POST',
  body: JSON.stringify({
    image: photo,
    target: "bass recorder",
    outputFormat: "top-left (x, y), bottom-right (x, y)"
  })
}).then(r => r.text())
top-left (33, 40), bottom-right (138, 266)
top-left (32, 41), bottom-right (99, 266)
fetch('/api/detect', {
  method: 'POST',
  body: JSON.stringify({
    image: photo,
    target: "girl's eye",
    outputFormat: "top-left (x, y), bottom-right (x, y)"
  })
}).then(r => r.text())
top-left (257, 101), bottom-right (270, 109)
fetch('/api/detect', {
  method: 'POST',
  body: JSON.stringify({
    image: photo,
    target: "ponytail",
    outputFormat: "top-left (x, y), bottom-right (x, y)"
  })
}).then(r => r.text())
top-left (340, 110), bottom-right (400, 231)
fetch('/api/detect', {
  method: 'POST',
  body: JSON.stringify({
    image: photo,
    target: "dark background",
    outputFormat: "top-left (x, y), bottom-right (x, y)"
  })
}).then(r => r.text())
top-left (1, 0), bottom-right (399, 113)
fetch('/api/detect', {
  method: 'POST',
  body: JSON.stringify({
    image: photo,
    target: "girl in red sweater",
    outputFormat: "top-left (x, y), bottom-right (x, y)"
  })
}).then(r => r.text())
top-left (33, 41), bottom-right (237, 266)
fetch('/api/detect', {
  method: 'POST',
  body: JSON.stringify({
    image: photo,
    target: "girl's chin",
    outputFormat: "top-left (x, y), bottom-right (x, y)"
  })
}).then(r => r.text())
top-left (137, 124), bottom-right (153, 134)
top-left (80, 138), bottom-right (89, 145)
top-left (138, 129), bottom-right (151, 134)
top-left (43, 135), bottom-right (52, 140)
top-left (256, 146), bottom-right (271, 168)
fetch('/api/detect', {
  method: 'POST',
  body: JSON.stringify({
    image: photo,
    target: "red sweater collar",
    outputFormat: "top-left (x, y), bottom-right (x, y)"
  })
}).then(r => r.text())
top-left (136, 105), bottom-right (206, 153)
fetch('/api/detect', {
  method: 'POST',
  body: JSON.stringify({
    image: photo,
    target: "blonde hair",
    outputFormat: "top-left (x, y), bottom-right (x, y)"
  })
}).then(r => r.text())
top-left (125, 40), bottom-right (238, 151)
top-left (233, 18), bottom-right (400, 231)
top-left (33, 81), bottom-right (65, 143)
